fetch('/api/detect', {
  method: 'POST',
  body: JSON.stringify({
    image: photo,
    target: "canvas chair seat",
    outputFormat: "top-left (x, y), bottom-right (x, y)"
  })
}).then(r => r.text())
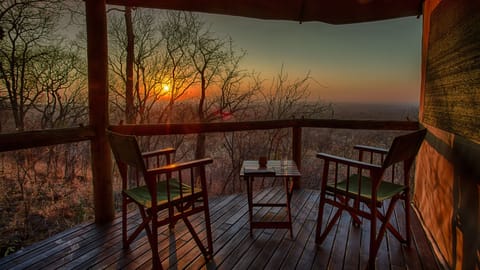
top-left (326, 174), bottom-right (407, 203)
top-left (124, 179), bottom-right (203, 208)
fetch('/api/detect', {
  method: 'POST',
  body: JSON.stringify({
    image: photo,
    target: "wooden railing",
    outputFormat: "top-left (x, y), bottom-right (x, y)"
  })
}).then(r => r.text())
top-left (0, 119), bottom-right (419, 220)
top-left (0, 119), bottom-right (419, 152)
top-left (1, 119), bottom-right (419, 180)
top-left (0, 126), bottom-right (95, 152)
top-left (110, 119), bottom-right (419, 188)
top-left (108, 119), bottom-right (419, 135)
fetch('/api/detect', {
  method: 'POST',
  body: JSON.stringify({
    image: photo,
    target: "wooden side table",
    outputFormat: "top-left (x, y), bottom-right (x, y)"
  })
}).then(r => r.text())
top-left (240, 160), bottom-right (301, 238)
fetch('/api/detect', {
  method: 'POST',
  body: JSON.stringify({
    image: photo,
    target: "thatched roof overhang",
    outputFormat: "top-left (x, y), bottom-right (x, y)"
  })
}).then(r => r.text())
top-left (105, 0), bottom-right (424, 24)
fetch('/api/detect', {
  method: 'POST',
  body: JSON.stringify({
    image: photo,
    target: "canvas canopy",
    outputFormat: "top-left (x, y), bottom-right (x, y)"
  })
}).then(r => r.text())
top-left (106, 0), bottom-right (424, 24)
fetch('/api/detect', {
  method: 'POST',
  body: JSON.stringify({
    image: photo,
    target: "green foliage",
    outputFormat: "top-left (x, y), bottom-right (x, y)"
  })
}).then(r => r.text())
top-left (3, 240), bottom-right (19, 257)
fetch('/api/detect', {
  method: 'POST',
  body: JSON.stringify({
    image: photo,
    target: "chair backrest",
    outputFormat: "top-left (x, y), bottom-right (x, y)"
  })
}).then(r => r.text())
top-left (382, 129), bottom-right (427, 169)
top-left (107, 130), bottom-right (146, 173)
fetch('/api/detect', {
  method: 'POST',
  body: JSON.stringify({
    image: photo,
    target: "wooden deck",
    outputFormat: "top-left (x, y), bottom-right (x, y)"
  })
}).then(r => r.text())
top-left (0, 187), bottom-right (440, 270)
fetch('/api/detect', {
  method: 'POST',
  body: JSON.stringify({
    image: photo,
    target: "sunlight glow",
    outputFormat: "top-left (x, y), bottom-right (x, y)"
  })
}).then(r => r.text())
top-left (162, 84), bottom-right (170, 93)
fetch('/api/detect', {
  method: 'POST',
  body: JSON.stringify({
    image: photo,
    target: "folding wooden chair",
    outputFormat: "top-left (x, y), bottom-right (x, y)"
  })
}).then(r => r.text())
top-left (107, 131), bottom-right (213, 269)
top-left (315, 129), bottom-right (426, 269)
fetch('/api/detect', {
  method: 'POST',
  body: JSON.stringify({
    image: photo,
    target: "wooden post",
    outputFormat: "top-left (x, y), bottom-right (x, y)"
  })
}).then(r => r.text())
top-left (86, 0), bottom-right (114, 223)
top-left (292, 126), bottom-right (302, 189)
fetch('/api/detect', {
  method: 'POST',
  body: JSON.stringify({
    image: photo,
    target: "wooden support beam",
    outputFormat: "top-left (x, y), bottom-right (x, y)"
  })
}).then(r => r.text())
top-left (86, 0), bottom-right (114, 223)
top-left (292, 126), bottom-right (302, 189)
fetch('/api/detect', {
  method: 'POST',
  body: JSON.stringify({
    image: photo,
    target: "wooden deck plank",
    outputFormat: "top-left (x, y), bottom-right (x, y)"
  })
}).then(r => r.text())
top-left (18, 220), bottom-right (122, 270)
top-left (310, 204), bottom-right (336, 269)
top-left (327, 204), bottom-right (351, 269)
top-left (251, 189), bottom-right (314, 269)
top-left (0, 188), bottom-right (441, 270)
top-left (2, 222), bottom-right (95, 269)
top-left (233, 189), bottom-right (312, 270)
top-left (258, 189), bottom-right (307, 269)
top-left (48, 206), bottom-right (159, 270)
top-left (388, 202), bottom-right (408, 268)
top-left (83, 196), bottom-right (229, 270)
top-left (376, 204), bottom-right (393, 270)
top-left (279, 190), bottom-right (319, 269)
top-left (191, 197), bottom-right (253, 269)
top-left (263, 189), bottom-right (316, 269)
top-left (342, 209), bottom-right (362, 270)
top-left (217, 187), bottom-right (286, 270)
top-left (130, 195), bottom-right (243, 270)
top-left (165, 187), bottom-right (277, 269)
top-left (0, 223), bottom-right (89, 267)
top-left (293, 192), bottom-right (320, 270)
top-left (410, 207), bottom-right (441, 270)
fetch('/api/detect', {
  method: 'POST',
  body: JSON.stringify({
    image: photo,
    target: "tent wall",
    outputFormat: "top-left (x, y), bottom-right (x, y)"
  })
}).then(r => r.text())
top-left (415, 0), bottom-right (480, 269)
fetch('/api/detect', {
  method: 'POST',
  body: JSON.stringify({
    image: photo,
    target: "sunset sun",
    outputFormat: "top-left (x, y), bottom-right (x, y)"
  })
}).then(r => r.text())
top-left (162, 84), bottom-right (170, 93)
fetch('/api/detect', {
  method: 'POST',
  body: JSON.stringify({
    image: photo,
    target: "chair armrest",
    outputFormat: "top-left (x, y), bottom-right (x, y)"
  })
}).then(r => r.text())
top-left (147, 158), bottom-right (213, 174)
top-left (316, 152), bottom-right (382, 171)
top-left (142, 147), bottom-right (176, 158)
top-left (354, 145), bottom-right (388, 155)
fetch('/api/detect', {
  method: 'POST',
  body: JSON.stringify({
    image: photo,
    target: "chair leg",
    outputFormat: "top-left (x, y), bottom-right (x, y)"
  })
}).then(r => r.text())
top-left (368, 204), bottom-right (377, 269)
top-left (377, 197), bottom-right (407, 245)
top-left (122, 196), bottom-right (128, 248)
top-left (168, 205), bottom-right (176, 230)
top-left (351, 198), bottom-right (363, 227)
top-left (138, 207), bottom-right (152, 236)
top-left (183, 215), bottom-right (210, 258)
top-left (203, 193), bottom-right (214, 257)
top-left (315, 191), bottom-right (326, 244)
top-left (404, 193), bottom-right (412, 247)
top-left (369, 199), bottom-right (401, 269)
top-left (316, 196), bottom-right (343, 244)
top-left (176, 196), bottom-right (214, 258)
top-left (150, 212), bottom-right (162, 270)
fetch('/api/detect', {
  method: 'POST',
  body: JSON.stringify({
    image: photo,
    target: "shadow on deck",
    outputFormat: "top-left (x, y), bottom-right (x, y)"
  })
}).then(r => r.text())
top-left (0, 187), bottom-right (440, 269)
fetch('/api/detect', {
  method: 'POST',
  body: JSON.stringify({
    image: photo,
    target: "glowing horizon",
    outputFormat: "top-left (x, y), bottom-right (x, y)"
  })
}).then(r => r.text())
top-left (202, 14), bottom-right (422, 104)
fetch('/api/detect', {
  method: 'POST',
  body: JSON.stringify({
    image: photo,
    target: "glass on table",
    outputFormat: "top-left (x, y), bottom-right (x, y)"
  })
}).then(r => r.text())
top-left (280, 154), bottom-right (288, 171)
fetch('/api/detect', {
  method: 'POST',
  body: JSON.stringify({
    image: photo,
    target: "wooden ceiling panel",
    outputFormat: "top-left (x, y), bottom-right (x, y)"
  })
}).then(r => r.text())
top-left (105, 0), bottom-right (423, 24)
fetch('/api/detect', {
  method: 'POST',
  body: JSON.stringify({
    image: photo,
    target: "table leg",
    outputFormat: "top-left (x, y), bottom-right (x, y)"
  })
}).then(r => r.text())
top-left (246, 176), bottom-right (253, 236)
top-left (284, 176), bottom-right (293, 238)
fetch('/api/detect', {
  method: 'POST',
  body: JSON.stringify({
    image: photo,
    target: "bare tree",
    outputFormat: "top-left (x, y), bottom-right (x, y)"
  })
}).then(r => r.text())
top-left (0, 2), bottom-right (94, 254)
top-left (31, 45), bottom-right (87, 129)
top-left (0, 0), bottom-right (64, 131)
top-left (28, 43), bottom-right (88, 182)
top-left (158, 11), bottom-right (198, 124)
top-left (256, 66), bottom-right (332, 157)
top-left (108, 8), bottom-right (169, 125)
top-left (124, 6), bottom-right (134, 124)
top-left (216, 67), bottom-right (332, 193)
top-left (179, 13), bottom-right (257, 162)
top-left (259, 66), bottom-right (329, 120)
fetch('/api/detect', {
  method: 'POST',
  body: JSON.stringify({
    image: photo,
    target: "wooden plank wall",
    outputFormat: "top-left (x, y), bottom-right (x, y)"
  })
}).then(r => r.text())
top-left (416, 0), bottom-right (480, 269)
top-left (423, 0), bottom-right (480, 143)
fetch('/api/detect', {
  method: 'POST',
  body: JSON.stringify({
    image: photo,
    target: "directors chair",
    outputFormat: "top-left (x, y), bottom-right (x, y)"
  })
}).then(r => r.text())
top-left (315, 129), bottom-right (426, 269)
top-left (107, 131), bottom-right (213, 269)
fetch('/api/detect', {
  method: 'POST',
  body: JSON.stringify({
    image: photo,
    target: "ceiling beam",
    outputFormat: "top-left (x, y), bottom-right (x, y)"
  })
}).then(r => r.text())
top-left (105, 0), bottom-right (423, 24)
